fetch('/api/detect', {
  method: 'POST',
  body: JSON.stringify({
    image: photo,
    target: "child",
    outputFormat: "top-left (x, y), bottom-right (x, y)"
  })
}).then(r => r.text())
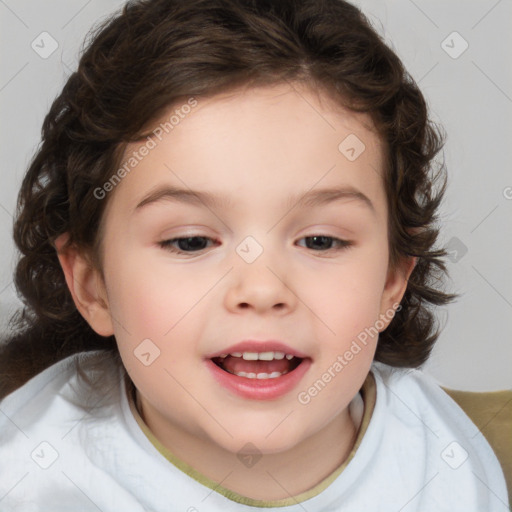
top-left (0, 0), bottom-right (508, 510)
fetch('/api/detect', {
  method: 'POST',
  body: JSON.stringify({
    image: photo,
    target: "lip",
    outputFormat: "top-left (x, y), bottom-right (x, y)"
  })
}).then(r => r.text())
top-left (205, 340), bottom-right (310, 359)
top-left (205, 357), bottom-right (312, 401)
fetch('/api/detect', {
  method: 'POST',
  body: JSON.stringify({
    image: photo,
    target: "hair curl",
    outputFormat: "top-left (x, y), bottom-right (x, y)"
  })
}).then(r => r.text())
top-left (0, 0), bottom-right (457, 399)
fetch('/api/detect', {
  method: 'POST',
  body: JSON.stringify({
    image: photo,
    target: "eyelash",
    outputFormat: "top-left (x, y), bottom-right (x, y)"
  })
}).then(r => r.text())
top-left (158, 235), bottom-right (353, 256)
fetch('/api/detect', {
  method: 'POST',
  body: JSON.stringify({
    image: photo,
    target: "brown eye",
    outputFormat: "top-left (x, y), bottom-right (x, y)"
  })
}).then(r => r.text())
top-left (159, 236), bottom-right (217, 254)
top-left (296, 236), bottom-right (352, 252)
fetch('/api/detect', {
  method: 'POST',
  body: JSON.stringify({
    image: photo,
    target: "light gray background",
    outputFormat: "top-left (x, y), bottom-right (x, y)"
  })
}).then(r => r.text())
top-left (0, 0), bottom-right (510, 391)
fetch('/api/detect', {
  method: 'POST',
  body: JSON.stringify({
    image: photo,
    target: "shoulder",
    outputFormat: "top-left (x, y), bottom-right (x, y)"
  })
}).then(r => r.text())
top-left (0, 352), bottom-right (89, 485)
top-left (369, 361), bottom-right (509, 502)
top-left (0, 353), bottom-right (82, 420)
top-left (369, 361), bottom-right (493, 434)
top-left (371, 361), bottom-right (506, 431)
top-left (442, 386), bottom-right (512, 506)
top-left (0, 351), bottom-right (137, 509)
top-left (0, 350), bottom-right (122, 439)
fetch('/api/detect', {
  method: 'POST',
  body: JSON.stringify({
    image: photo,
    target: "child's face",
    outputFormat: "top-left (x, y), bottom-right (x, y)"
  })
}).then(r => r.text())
top-left (78, 83), bottom-right (412, 458)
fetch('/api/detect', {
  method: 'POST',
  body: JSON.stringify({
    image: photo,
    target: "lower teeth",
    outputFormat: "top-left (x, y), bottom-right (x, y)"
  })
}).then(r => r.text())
top-left (228, 370), bottom-right (288, 379)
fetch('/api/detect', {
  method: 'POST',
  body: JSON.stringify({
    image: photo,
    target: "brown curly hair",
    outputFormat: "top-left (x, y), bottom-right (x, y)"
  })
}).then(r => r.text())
top-left (0, 0), bottom-right (457, 399)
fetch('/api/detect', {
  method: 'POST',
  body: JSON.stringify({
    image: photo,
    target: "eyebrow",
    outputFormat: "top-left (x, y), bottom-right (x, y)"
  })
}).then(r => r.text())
top-left (134, 185), bottom-right (375, 215)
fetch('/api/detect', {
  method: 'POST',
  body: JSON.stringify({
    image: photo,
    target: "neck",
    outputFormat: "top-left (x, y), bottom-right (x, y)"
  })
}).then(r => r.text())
top-left (134, 388), bottom-right (358, 501)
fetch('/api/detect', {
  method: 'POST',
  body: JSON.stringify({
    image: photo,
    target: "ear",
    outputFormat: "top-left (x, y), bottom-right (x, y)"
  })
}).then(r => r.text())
top-left (54, 234), bottom-right (114, 337)
top-left (378, 255), bottom-right (417, 331)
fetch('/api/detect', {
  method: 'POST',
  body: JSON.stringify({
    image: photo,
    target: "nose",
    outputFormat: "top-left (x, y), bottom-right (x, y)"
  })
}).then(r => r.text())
top-left (224, 251), bottom-right (297, 315)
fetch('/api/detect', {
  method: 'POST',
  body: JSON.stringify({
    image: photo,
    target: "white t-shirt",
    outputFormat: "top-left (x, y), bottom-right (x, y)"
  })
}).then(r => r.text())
top-left (0, 351), bottom-right (508, 511)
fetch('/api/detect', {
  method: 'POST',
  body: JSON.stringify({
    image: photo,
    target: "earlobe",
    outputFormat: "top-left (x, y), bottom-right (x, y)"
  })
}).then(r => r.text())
top-left (54, 234), bottom-right (114, 337)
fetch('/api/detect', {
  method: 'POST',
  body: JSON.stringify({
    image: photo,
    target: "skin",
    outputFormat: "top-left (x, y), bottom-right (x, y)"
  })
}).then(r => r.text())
top-left (57, 82), bottom-right (415, 501)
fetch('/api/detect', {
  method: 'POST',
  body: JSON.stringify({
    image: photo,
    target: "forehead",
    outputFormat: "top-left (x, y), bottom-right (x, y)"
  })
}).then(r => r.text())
top-left (106, 82), bottom-right (386, 218)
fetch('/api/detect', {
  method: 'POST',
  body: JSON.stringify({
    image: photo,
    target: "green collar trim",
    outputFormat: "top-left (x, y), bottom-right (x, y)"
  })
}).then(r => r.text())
top-left (125, 373), bottom-right (376, 507)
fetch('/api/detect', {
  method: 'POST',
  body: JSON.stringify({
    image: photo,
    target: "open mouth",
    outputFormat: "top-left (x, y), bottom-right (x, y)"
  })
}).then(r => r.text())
top-left (211, 351), bottom-right (303, 380)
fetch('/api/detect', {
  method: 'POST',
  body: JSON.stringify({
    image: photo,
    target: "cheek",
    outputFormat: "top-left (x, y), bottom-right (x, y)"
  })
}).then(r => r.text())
top-left (104, 252), bottom-right (207, 337)
top-left (104, 257), bottom-right (206, 393)
top-left (307, 255), bottom-right (387, 334)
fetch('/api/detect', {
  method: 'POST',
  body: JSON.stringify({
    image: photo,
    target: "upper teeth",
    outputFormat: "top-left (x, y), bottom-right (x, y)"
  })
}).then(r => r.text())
top-left (218, 351), bottom-right (294, 361)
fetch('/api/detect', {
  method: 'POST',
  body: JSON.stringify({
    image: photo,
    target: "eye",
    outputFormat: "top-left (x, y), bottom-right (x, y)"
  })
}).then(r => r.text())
top-left (295, 235), bottom-right (353, 253)
top-left (158, 236), bottom-right (218, 255)
top-left (158, 234), bottom-right (353, 256)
